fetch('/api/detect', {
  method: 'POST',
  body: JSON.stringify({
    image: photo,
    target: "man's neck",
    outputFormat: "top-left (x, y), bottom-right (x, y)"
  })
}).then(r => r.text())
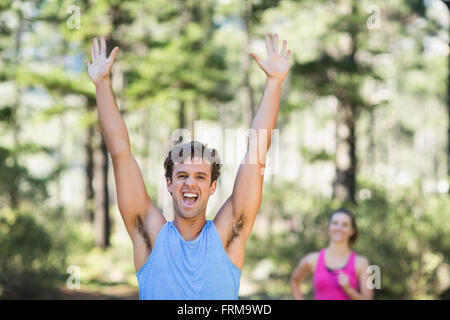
top-left (173, 215), bottom-right (207, 241)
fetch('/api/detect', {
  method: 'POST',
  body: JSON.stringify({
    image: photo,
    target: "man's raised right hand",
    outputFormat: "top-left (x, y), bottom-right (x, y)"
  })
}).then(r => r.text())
top-left (86, 36), bottom-right (119, 85)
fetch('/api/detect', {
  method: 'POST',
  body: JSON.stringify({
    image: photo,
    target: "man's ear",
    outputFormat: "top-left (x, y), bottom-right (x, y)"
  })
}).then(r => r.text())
top-left (166, 177), bottom-right (173, 196)
top-left (209, 179), bottom-right (217, 196)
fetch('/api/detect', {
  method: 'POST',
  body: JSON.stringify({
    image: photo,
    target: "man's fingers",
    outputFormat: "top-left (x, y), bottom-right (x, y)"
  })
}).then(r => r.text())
top-left (107, 47), bottom-right (119, 64)
top-left (90, 45), bottom-right (96, 62)
top-left (285, 49), bottom-right (291, 60)
top-left (93, 37), bottom-right (100, 57)
top-left (100, 36), bottom-right (106, 57)
top-left (265, 34), bottom-right (273, 55)
top-left (280, 40), bottom-right (287, 56)
top-left (273, 33), bottom-right (279, 54)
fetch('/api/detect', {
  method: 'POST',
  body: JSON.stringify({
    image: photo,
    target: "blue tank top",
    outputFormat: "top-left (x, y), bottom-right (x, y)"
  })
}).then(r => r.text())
top-left (136, 220), bottom-right (242, 300)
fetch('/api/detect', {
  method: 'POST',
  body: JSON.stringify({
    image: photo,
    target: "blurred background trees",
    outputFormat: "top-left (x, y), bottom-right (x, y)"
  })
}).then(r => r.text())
top-left (0, 0), bottom-right (449, 299)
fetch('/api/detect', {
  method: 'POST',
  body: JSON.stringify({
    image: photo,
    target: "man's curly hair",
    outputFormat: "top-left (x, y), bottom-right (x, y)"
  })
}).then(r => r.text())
top-left (164, 141), bottom-right (222, 185)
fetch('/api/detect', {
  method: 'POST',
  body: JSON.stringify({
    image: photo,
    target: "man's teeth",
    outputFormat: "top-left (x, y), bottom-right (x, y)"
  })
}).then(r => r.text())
top-left (183, 193), bottom-right (198, 198)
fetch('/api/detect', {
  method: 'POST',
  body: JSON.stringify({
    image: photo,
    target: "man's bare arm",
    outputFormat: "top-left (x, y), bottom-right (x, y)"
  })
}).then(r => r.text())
top-left (86, 37), bottom-right (165, 253)
top-left (215, 34), bottom-right (291, 266)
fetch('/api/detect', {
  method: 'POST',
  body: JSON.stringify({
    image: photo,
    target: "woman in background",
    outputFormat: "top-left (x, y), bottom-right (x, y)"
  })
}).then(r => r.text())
top-left (290, 209), bottom-right (374, 300)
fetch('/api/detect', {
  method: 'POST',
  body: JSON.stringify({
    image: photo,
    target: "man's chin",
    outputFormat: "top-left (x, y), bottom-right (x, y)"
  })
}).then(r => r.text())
top-left (176, 206), bottom-right (201, 219)
top-left (177, 211), bottom-right (201, 220)
top-left (173, 199), bottom-right (206, 220)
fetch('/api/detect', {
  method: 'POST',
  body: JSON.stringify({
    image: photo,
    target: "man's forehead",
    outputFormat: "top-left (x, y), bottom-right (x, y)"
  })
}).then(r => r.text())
top-left (173, 157), bottom-right (211, 173)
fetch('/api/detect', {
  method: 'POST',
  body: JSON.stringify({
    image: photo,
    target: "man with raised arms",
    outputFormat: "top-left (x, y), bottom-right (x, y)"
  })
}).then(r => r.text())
top-left (85, 33), bottom-right (291, 299)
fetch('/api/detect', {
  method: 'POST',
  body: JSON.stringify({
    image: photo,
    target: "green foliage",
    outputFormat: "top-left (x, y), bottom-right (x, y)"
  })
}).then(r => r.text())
top-left (0, 146), bottom-right (50, 205)
top-left (0, 207), bottom-right (68, 299)
top-left (300, 146), bottom-right (335, 163)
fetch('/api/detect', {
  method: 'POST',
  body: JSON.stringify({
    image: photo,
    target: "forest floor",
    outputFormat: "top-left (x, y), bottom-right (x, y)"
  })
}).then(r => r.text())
top-left (56, 283), bottom-right (139, 300)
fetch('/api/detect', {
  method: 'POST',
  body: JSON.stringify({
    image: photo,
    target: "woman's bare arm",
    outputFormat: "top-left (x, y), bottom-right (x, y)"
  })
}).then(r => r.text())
top-left (290, 253), bottom-right (315, 300)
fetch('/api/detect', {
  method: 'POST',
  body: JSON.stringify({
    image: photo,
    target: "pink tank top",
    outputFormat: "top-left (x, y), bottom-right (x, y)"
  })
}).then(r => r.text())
top-left (313, 249), bottom-right (358, 300)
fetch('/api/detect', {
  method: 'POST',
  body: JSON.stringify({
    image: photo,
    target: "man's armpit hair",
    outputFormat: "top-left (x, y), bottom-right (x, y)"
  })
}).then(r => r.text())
top-left (136, 215), bottom-right (152, 251)
top-left (225, 213), bottom-right (246, 249)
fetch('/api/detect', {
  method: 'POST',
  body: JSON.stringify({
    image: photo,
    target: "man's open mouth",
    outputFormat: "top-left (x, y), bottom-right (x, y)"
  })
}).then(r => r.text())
top-left (181, 192), bottom-right (199, 207)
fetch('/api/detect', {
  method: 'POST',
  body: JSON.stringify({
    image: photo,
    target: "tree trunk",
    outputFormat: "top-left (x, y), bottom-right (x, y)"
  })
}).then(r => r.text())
top-left (9, 9), bottom-right (24, 209)
top-left (442, 0), bottom-right (450, 195)
top-left (447, 16), bottom-right (450, 194)
top-left (332, 0), bottom-right (358, 203)
top-left (333, 103), bottom-right (357, 202)
top-left (85, 120), bottom-right (95, 223)
top-left (368, 110), bottom-right (376, 175)
top-left (55, 110), bottom-right (65, 210)
top-left (448, 66), bottom-right (450, 194)
top-left (93, 129), bottom-right (111, 249)
top-left (101, 136), bottom-right (111, 246)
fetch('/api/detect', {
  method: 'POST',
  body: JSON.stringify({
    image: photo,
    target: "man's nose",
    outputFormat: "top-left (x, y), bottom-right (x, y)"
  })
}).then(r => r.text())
top-left (185, 176), bottom-right (195, 186)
